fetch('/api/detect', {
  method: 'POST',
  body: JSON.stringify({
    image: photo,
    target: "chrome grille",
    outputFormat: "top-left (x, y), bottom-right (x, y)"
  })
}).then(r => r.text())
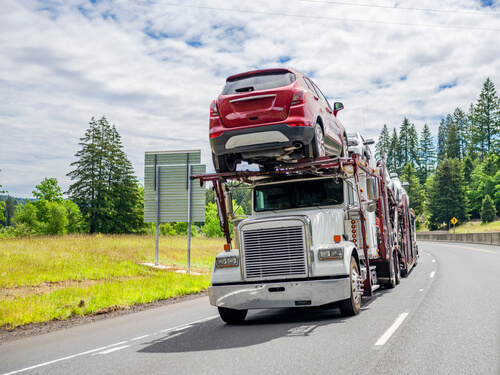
top-left (242, 225), bottom-right (307, 280)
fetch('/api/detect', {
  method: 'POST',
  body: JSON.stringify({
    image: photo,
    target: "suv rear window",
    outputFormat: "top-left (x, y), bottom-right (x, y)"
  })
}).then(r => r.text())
top-left (222, 71), bottom-right (296, 95)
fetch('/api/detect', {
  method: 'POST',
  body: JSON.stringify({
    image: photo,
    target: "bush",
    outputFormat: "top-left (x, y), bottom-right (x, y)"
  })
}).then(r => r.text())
top-left (481, 195), bottom-right (496, 223)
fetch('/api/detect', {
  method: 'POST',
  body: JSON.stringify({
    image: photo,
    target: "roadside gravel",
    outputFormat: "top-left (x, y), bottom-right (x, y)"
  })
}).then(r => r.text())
top-left (0, 291), bottom-right (207, 344)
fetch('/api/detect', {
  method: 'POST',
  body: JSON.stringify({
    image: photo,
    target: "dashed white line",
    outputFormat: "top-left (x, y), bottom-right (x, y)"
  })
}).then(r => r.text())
top-left (430, 271), bottom-right (435, 278)
top-left (131, 334), bottom-right (151, 341)
top-left (93, 345), bottom-right (130, 356)
top-left (375, 312), bottom-right (409, 346)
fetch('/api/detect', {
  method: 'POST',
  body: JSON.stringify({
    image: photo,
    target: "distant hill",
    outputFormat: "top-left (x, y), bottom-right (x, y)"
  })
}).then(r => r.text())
top-left (0, 195), bottom-right (36, 205)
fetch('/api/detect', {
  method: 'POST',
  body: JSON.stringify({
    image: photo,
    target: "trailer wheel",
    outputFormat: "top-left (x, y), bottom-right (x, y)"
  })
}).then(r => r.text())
top-left (218, 307), bottom-right (247, 324)
top-left (339, 257), bottom-right (362, 316)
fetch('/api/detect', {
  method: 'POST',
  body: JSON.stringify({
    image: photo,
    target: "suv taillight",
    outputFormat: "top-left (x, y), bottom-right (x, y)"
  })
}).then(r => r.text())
top-left (210, 100), bottom-right (219, 116)
top-left (291, 89), bottom-right (305, 106)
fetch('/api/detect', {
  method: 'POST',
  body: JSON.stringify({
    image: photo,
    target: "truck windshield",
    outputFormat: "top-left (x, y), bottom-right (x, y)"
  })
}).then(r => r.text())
top-left (254, 178), bottom-right (344, 212)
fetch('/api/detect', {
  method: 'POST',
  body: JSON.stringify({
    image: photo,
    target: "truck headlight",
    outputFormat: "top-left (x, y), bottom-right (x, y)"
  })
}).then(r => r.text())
top-left (215, 256), bottom-right (239, 268)
top-left (318, 247), bottom-right (343, 260)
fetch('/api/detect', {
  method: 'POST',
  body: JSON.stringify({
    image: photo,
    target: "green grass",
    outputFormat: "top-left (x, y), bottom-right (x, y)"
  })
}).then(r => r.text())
top-left (0, 234), bottom-right (224, 329)
top-left (454, 220), bottom-right (500, 234)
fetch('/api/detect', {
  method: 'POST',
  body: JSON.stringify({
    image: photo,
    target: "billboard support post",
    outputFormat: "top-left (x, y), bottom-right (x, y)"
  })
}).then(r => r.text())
top-left (187, 164), bottom-right (192, 274)
top-left (155, 165), bottom-right (160, 266)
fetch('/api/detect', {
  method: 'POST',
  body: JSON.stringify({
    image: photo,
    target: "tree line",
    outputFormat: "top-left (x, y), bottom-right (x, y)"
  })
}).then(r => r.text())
top-left (376, 78), bottom-right (499, 229)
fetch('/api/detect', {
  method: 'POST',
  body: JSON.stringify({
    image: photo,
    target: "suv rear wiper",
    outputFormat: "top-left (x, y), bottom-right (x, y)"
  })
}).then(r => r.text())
top-left (235, 86), bottom-right (255, 92)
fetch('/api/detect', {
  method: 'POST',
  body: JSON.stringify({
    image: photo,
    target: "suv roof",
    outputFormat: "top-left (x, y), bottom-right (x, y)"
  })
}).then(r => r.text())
top-left (222, 68), bottom-right (296, 95)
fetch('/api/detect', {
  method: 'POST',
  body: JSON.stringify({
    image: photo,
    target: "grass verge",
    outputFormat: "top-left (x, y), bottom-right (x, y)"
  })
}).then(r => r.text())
top-left (0, 234), bottom-right (224, 329)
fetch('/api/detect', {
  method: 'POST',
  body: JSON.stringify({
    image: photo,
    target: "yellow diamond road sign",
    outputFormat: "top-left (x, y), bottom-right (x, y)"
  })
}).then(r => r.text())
top-left (451, 217), bottom-right (458, 225)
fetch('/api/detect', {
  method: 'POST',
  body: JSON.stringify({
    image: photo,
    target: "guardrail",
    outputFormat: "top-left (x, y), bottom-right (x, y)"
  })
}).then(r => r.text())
top-left (416, 232), bottom-right (500, 246)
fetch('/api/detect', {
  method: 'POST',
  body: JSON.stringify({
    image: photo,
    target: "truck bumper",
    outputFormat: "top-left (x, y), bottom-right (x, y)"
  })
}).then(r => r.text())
top-left (208, 278), bottom-right (350, 310)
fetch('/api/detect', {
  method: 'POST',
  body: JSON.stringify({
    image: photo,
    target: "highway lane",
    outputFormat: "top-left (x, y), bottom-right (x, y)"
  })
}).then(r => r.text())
top-left (1, 241), bottom-right (498, 374)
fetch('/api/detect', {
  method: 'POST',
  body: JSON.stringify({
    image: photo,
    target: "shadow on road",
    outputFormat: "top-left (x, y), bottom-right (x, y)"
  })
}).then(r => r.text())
top-left (138, 304), bottom-right (353, 354)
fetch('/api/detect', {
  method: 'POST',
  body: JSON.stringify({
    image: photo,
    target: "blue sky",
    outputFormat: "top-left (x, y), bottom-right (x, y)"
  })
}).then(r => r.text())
top-left (0, 0), bottom-right (499, 197)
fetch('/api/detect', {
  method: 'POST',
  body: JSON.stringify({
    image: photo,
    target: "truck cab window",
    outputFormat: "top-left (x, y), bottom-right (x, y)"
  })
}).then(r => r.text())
top-left (254, 178), bottom-right (344, 212)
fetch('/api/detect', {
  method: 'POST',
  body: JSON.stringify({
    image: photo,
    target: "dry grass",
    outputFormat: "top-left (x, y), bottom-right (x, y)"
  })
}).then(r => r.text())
top-left (0, 234), bottom-right (224, 329)
top-left (454, 220), bottom-right (500, 234)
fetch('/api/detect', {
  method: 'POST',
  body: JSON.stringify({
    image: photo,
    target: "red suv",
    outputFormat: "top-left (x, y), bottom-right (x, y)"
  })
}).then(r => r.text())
top-left (209, 68), bottom-right (348, 172)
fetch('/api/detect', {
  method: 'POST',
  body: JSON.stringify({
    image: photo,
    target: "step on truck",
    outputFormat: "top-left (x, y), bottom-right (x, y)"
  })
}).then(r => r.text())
top-left (192, 152), bottom-right (418, 324)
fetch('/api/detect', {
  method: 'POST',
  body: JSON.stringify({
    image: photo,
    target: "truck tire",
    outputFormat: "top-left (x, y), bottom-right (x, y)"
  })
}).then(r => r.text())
top-left (387, 252), bottom-right (397, 289)
top-left (339, 257), bottom-right (362, 316)
top-left (395, 253), bottom-right (401, 285)
top-left (218, 306), bottom-right (248, 324)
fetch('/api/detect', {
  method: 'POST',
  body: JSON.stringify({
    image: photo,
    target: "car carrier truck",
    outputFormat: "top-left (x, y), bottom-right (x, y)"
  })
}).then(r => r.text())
top-left (192, 152), bottom-right (418, 324)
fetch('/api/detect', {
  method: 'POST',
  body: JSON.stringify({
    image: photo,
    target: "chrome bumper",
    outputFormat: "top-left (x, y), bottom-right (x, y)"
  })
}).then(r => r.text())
top-left (209, 278), bottom-right (350, 310)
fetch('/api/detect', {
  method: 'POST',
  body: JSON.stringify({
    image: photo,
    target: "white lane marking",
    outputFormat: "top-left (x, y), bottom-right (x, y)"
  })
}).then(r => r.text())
top-left (432, 259), bottom-right (436, 263)
top-left (2, 347), bottom-right (109, 375)
top-left (375, 312), bottom-right (409, 346)
top-left (3, 315), bottom-right (219, 375)
top-left (131, 334), bottom-right (151, 341)
top-left (430, 271), bottom-right (435, 278)
top-left (419, 289), bottom-right (424, 292)
top-left (93, 345), bottom-right (130, 356)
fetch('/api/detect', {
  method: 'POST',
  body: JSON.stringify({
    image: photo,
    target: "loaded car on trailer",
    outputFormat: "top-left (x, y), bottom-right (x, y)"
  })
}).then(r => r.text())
top-left (209, 68), bottom-right (349, 172)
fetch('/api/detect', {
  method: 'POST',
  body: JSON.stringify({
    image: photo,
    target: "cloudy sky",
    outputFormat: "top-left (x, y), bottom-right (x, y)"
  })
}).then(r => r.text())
top-left (1, 0), bottom-right (499, 198)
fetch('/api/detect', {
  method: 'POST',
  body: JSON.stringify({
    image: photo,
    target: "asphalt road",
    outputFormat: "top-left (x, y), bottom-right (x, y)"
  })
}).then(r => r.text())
top-left (1, 241), bottom-right (499, 375)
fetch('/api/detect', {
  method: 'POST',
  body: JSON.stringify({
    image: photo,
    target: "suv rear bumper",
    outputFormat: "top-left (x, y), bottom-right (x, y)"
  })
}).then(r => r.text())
top-left (210, 124), bottom-right (315, 157)
top-left (208, 278), bottom-right (350, 310)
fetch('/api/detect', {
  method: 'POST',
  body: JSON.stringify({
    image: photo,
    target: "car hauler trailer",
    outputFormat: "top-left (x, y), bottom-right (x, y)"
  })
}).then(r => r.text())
top-left (192, 153), bottom-right (418, 324)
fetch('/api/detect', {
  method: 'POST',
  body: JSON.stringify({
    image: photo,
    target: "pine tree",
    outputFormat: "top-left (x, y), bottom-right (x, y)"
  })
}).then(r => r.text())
top-left (446, 123), bottom-right (461, 159)
top-left (474, 78), bottom-right (500, 158)
top-left (418, 123), bottom-right (436, 184)
top-left (480, 195), bottom-right (496, 223)
top-left (399, 118), bottom-right (411, 167)
top-left (387, 128), bottom-right (400, 173)
top-left (437, 115), bottom-right (452, 160)
top-left (67, 117), bottom-right (143, 233)
top-left (375, 124), bottom-right (390, 161)
top-left (452, 107), bottom-right (468, 159)
top-left (427, 158), bottom-right (469, 227)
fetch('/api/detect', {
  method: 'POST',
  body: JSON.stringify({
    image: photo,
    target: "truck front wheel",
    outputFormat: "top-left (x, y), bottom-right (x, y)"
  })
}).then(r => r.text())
top-left (218, 306), bottom-right (248, 324)
top-left (339, 257), bottom-right (362, 316)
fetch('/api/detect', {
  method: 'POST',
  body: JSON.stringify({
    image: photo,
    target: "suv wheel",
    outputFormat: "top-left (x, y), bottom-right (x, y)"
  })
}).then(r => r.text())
top-left (212, 152), bottom-right (236, 173)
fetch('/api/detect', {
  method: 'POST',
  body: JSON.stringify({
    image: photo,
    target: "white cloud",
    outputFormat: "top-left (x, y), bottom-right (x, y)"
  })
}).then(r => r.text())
top-left (0, 0), bottom-right (499, 197)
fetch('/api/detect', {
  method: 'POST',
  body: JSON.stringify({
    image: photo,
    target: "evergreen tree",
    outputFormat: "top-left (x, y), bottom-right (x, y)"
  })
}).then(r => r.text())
top-left (67, 116), bottom-right (143, 233)
top-left (437, 115), bottom-right (452, 160)
top-left (452, 107), bottom-right (468, 159)
top-left (4, 196), bottom-right (15, 226)
top-left (408, 122), bottom-right (419, 166)
top-left (387, 128), bottom-right (400, 173)
top-left (446, 122), bottom-right (461, 159)
top-left (375, 124), bottom-right (390, 161)
top-left (474, 78), bottom-right (500, 158)
top-left (427, 158), bottom-right (468, 228)
top-left (0, 170), bottom-right (5, 224)
top-left (418, 123), bottom-right (436, 184)
top-left (398, 118), bottom-right (411, 167)
top-left (463, 156), bottom-right (474, 184)
top-left (480, 195), bottom-right (496, 223)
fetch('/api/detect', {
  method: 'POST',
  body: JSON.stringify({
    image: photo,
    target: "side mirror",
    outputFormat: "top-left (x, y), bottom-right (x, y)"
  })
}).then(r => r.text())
top-left (366, 201), bottom-right (378, 213)
top-left (390, 173), bottom-right (398, 178)
top-left (334, 102), bottom-right (344, 112)
top-left (364, 138), bottom-right (375, 145)
top-left (402, 182), bottom-right (410, 188)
